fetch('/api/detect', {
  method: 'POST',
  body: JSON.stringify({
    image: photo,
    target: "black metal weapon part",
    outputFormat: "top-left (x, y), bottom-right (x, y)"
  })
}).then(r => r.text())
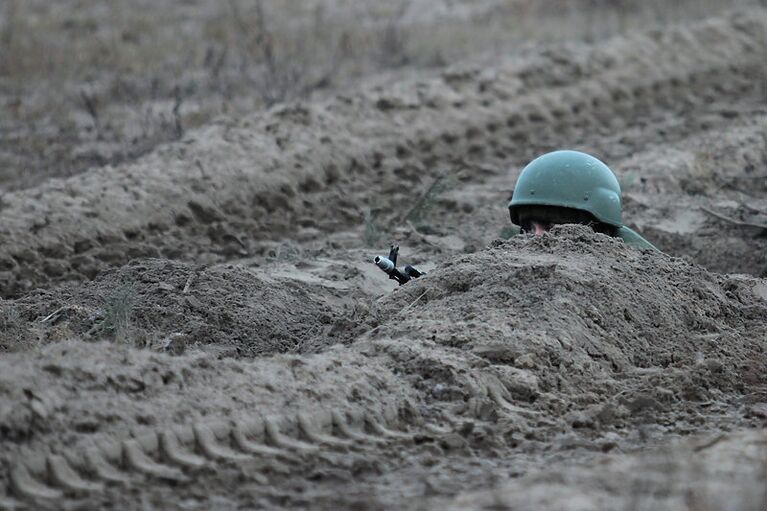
top-left (373, 245), bottom-right (425, 286)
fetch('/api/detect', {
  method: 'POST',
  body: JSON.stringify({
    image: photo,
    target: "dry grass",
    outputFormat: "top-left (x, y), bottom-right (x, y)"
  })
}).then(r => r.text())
top-left (91, 282), bottom-right (137, 341)
top-left (0, 302), bottom-right (30, 351)
top-left (404, 168), bottom-right (461, 230)
top-left (363, 208), bottom-right (384, 247)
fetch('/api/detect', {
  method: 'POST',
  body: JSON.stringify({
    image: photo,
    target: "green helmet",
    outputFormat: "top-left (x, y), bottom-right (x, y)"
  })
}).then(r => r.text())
top-left (508, 150), bottom-right (622, 227)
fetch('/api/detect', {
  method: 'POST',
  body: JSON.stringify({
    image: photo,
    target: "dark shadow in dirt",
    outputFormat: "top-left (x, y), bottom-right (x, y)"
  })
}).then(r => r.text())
top-left (646, 226), bottom-right (767, 278)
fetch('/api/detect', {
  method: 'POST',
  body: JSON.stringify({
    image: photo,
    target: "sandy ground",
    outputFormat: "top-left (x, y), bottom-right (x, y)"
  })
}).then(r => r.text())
top-left (0, 2), bottom-right (767, 510)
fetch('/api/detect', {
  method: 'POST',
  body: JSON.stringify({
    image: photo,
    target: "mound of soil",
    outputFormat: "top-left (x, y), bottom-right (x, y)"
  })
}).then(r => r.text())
top-left (369, 225), bottom-right (767, 442)
top-left (0, 226), bottom-right (765, 509)
top-left (2, 258), bottom-right (359, 357)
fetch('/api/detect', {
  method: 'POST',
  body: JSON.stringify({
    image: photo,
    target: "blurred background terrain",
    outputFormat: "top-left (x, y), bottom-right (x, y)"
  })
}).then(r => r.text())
top-left (0, 0), bottom-right (761, 191)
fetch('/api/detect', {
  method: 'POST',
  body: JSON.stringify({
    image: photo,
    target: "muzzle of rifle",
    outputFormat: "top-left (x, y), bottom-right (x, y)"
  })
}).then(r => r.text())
top-left (374, 256), bottom-right (395, 273)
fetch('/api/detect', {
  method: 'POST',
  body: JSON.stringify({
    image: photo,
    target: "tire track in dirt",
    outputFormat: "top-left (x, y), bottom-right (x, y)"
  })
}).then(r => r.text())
top-left (0, 335), bottom-right (503, 510)
top-left (2, 402), bottom-right (423, 510)
top-left (1, 10), bottom-right (766, 296)
top-left (0, 339), bottom-right (427, 510)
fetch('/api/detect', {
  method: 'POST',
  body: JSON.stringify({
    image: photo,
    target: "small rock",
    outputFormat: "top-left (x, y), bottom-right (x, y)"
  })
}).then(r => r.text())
top-left (627, 393), bottom-right (662, 415)
top-left (29, 399), bottom-right (48, 420)
top-left (515, 354), bottom-right (537, 369)
top-left (184, 295), bottom-right (204, 311)
top-left (705, 359), bottom-right (724, 373)
top-left (160, 333), bottom-right (189, 355)
top-left (747, 404), bottom-right (767, 419)
top-left (440, 433), bottom-right (469, 450)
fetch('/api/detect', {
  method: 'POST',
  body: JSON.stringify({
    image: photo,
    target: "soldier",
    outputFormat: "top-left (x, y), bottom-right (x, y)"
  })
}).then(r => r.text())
top-left (508, 150), bottom-right (658, 250)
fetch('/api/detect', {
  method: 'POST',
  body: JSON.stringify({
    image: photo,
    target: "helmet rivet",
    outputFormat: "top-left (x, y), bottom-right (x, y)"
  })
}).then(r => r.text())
top-left (530, 190), bottom-right (535, 195)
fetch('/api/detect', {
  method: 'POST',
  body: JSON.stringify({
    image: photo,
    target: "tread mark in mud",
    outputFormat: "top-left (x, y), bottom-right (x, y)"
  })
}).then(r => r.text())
top-left (47, 455), bottom-right (104, 494)
top-left (3, 405), bottom-right (423, 505)
top-left (157, 430), bottom-right (207, 469)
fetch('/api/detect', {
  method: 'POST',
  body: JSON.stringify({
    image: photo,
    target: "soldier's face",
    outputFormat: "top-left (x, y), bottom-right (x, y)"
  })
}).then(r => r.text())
top-left (528, 221), bottom-right (551, 236)
top-left (518, 206), bottom-right (589, 236)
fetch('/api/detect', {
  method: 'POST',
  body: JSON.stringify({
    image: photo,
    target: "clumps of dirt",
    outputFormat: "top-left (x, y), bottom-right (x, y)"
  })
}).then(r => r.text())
top-left (368, 225), bottom-right (767, 442)
top-left (5, 258), bottom-right (357, 357)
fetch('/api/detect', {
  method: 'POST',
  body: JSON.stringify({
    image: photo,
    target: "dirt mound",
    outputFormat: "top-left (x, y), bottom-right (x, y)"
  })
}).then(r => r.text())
top-left (2, 258), bottom-right (359, 357)
top-left (368, 225), bottom-right (767, 441)
top-left (1, 226), bottom-right (766, 509)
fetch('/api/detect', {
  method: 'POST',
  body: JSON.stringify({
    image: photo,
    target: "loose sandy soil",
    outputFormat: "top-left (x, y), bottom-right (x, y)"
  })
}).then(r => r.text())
top-left (1, 2), bottom-right (767, 510)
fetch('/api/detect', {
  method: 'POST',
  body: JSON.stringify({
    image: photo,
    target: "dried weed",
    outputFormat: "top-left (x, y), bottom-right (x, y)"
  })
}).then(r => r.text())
top-left (266, 244), bottom-right (303, 263)
top-left (404, 167), bottom-right (460, 229)
top-left (363, 208), bottom-right (384, 246)
top-left (92, 282), bottom-right (137, 340)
